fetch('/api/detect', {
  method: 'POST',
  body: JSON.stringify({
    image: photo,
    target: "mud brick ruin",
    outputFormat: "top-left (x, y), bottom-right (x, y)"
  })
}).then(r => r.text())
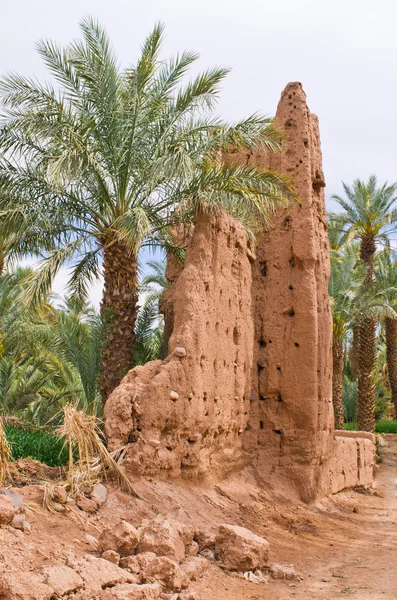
top-left (105, 82), bottom-right (374, 502)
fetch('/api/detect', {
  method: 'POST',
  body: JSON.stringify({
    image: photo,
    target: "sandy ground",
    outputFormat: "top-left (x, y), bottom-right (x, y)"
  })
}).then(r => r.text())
top-left (192, 435), bottom-right (397, 599)
top-left (2, 436), bottom-right (397, 599)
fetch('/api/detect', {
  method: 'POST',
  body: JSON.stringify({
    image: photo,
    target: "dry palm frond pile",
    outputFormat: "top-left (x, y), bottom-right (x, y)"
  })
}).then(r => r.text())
top-left (0, 417), bottom-right (11, 486)
top-left (57, 405), bottom-right (140, 498)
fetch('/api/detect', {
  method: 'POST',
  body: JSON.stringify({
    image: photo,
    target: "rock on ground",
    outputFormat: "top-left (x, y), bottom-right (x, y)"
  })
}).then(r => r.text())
top-left (100, 520), bottom-right (139, 556)
top-left (137, 520), bottom-right (185, 563)
top-left (194, 529), bottom-right (216, 552)
top-left (0, 488), bottom-right (24, 512)
top-left (181, 557), bottom-right (208, 581)
top-left (141, 556), bottom-right (189, 591)
top-left (0, 572), bottom-right (53, 600)
top-left (68, 554), bottom-right (137, 591)
top-left (42, 564), bottom-right (84, 596)
top-left (102, 549), bottom-right (121, 565)
top-left (215, 524), bottom-right (269, 571)
top-left (0, 494), bottom-right (16, 525)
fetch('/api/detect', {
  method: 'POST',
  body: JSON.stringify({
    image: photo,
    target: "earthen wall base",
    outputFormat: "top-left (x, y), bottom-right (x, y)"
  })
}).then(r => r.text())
top-left (330, 431), bottom-right (375, 493)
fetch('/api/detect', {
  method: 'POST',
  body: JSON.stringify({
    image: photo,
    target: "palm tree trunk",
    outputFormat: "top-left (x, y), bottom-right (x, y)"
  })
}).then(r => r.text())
top-left (350, 326), bottom-right (360, 379)
top-left (357, 235), bottom-right (377, 432)
top-left (357, 316), bottom-right (377, 431)
top-left (100, 240), bottom-right (139, 402)
top-left (332, 339), bottom-right (345, 430)
top-left (385, 316), bottom-right (397, 418)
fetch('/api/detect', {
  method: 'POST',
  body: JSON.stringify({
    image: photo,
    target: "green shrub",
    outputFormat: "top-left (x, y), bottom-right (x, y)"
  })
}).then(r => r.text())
top-left (375, 421), bottom-right (397, 434)
top-left (344, 422), bottom-right (357, 430)
top-left (343, 377), bottom-right (358, 423)
top-left (344, 421), bottom-right (397, 434)
top-left (5, 426), bottom-right (69, 467)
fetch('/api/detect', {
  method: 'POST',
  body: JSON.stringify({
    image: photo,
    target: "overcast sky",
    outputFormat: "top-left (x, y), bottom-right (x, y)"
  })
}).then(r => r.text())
top-left (2, 0), bottom-right (397, 305)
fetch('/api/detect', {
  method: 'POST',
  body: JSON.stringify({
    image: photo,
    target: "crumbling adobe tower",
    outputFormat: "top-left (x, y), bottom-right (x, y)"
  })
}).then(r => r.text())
top-left (105, 83), bottom-right (371, 501)
top-left (247, 82), bottom-right (334, 500)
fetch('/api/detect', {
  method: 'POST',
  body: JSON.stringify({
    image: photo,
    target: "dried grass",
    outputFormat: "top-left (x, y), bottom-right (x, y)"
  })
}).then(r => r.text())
top-left (56, 405), bottom-right (141, 499)
top-left (43, 482), bottom-right (57, 513)
top-left (0, 417), bottom-right (11, 486)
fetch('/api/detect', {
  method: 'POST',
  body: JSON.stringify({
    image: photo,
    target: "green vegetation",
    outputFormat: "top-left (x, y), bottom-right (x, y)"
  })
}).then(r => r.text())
top-left (5, 426), bottom-right (69, 467)
top-left (0, 261), bottom-right (168, 427)
top-left (0, 268), bottom-right (104, 424)
top-left (329, 176), bottom-right (397, 432)
top-left (345, 421), bottom-right (397, 434)
top-left (0, 18), bottom-right (292, 402)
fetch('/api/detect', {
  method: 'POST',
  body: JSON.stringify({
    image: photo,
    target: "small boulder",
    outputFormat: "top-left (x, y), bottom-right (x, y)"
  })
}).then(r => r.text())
top-left (0, 488), bottom-right (24, 513)
top-left (100, 520), bottom-right (139, 557)
top-left (215, 524), bottom-right (269, 571)
top-left (76, 494), bottom-right (98, 514)
top-left (182, 557), bottom-right (208, 581)
top-left (0, 494), bottom-right (15, 525)
top-left (173, 347), bottom-right (187, 358)
top-left (269, 562), bottom-right (298, 580)
top-left (0, 572), bottom-right (52, 600)
top-left (42, 564), bottom-right (84, 596)
top-left (175, 523), bottom-right (194, 546)
top-left (185, 541), bottom-right (199, 557)
top-left (53, 485), bottom-right (68, 505)
top-left (92, 483), bottom-right (107, 504)
top-left (70, 554), bottom-right (136, 592)
top-left (141, 556), bottom-right (189, 591)
top-left (194, 529), bottom-right (215, 552)
top-left (10, 514), bottom-right (30, 533)
top-left (102, 550), bottom-right (121, 565)
top-left (119, 555), bottom-right (141, 575)
top-left (136, 552), bottom-right (158, 571)
top-left (138, 520), bottom-right (185, 563)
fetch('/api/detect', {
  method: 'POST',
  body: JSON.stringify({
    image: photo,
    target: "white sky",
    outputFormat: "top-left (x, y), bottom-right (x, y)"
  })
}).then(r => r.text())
top-left (2, 0), bottom-right (397, 305)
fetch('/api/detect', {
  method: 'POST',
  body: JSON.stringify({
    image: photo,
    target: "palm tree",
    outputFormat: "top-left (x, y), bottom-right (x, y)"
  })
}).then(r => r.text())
top-left (329, 245), bottom-right (395, 429)
top-left (0, 269), bottom-right (103, 423)
top-left (329, 249), bottom-right (357, 430)
top-left (376, 250), bottom-right (397, 417)
top-left (332, 176), bottom-right (397, 431)
top-left (134, 259), bottom-right (167, 365)
top-left (0, 18), bottom-right (292, 401)
top-left (133, 299), bottom-right (165, 366)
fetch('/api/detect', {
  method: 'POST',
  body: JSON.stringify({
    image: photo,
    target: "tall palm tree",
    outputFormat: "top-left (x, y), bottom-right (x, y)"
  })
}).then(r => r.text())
top-left (332, 176), bottom-right (397, 431)
top-left (329, 246), bottom-right (395, 429)
top-left (329, 248), bottom-right (357, 430)
top-left (0, 18), bottom-right (292, 401)
top-left (376, 250), bottom-right (397, 417)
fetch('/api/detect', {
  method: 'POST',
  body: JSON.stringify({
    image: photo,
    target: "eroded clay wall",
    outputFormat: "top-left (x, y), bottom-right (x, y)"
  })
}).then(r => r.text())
top-left (244, 82), bottom-right (335, 501)
top-left (105, 213), bottom-right (255, 479)
top-left (105, 82), bottom-right (374, 499)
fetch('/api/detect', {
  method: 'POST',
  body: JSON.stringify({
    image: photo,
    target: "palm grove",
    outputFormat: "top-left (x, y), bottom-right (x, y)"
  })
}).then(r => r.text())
top-left (0, 20), bottom-right (396, 435)
top-left (0, 19), bottom-right (291, 423)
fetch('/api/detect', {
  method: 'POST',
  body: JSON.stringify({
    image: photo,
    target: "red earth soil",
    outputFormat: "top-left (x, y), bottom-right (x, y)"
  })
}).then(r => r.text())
top-left (1, 436), bottom-right (396, 599)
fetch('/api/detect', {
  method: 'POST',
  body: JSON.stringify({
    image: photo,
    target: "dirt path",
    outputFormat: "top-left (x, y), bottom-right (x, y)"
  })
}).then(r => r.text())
top-left (191, 435), bottom-right (397, 599)
top-left (297, 434), bottom-right (397, 600)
